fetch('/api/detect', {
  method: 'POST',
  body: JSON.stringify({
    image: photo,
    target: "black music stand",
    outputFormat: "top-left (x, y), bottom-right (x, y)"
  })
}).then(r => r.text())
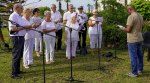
top-left (107, 24), bottom-right (125, 62)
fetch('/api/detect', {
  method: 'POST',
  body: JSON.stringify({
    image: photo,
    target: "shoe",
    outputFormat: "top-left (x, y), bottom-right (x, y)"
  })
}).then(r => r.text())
top-left (127, 73), bottom-right (138, 77)
top-left (46, 61), bottom-right (51, 64)
top-left (138, 71), bottom-right (143, 75)
top-left (11, 75), bottom-right (21, 79)
top-left (24, 65), bottom-right (29, 69)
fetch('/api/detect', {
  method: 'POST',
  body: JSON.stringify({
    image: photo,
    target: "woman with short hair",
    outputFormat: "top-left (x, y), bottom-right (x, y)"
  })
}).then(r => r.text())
top-left (23, 8), bottom-right (40, 68)
top-left (88, 9), bottom-right (103, 55)
top-left (41, 11), bottom-right (57, 64)
top-left (65, 12), bottom-right (80, 59)
top-left (32, 8), bottom-right (43, 57)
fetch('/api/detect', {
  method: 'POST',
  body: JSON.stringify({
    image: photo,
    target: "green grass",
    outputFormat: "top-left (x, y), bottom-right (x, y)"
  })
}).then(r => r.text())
top-left (0, 28), bottom-right (150, 83)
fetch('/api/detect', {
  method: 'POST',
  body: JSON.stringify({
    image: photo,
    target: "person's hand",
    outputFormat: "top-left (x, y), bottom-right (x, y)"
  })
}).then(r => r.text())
top-left (117, 25), bottom-right (125, 30)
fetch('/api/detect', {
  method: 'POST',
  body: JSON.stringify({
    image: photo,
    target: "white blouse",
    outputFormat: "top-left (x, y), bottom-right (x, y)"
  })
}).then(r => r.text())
top-left (65, 21), bottom-right (79, 41)
top-left (88, 16), bottom-right (103, 35)
top-left (22, 17), bottom-right (35, 40)
top-left (41, 20), bottom-right (56, 38)
top-left (32, 16), bottom-right (43, 37)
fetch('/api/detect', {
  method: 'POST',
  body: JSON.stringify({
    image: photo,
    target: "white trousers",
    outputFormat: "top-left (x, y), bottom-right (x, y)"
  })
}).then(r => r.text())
top-left (89, 34), bottom-right (102, 48)
top-left (23, 38), bottom-right (34, 66)
top-left (35, 37), bottom-right (42, 52)
top-left (44, 37), bottom-right (55, 62)
top-left (66, 40), bottom-right (78, 59)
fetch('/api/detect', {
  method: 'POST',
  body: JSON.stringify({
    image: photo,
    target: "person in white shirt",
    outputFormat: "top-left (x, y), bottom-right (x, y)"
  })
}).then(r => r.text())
top-left (41, 11), bottom-right (57, 64)
top-left (77, 6), bottom-right (88, 50)
top-left (88, 9), bottom-right (103, 55)
top-left (8, 3), bottom-right (31, 79)
top-left (51, 4), bottom-right (63, 50)
top-left (32, 8), bottom-right (43, 57)
top-left (23, 8), bottom-right (40, 68)
top-left (63, 4), bottom-right (74, 25)
top-left (65, 12), bottom-right (80, 59)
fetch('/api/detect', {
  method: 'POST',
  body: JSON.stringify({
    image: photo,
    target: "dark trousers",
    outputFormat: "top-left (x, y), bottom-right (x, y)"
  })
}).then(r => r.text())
top-left (78, 23), bottom-right (87, 48)
top-left (11, 36), bottom-right (24, 75)
top-left (148, 48), bottom-right (150, 61)
top-left (55, 29), bottom-right (62, 50)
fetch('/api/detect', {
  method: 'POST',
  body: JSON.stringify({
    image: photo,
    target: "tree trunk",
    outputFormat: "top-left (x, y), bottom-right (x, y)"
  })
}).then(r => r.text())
top-left (67, 2), bottom-right (69, 10)
top-left (59, 1), bottom-right (62, 12)
top-left (125, 0), bottom-right (127, 6)
top-left (95, 1), bottom-right (98, 10)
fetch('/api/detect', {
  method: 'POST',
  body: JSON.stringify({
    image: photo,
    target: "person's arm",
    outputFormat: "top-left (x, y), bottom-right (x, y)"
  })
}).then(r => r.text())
top-left (42, 22), bottom-right (56, 33)
top-left (88, 19), bottom-right (96, 27)
top-left (122, 15), bottom-right (133, 33)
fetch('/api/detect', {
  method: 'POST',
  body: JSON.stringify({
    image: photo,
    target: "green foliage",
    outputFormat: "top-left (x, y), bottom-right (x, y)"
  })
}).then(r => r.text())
top-left (130, 0), bottom-right (150, 20)
top-left (39, 7), bottom-right (50, 17)
top-left (100, 0), bottom-right (128, 49)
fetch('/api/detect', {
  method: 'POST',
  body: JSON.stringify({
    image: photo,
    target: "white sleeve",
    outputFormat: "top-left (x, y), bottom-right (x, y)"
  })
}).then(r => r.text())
top-left (84, 14), bottom-right (88, 22)
top-left (63, 12), bottom-right (67, 21)
top-left (58, 11), bottom-right (62, 19)
top-left (41, 21), bottom-right (46, 30)
top-left (9, 14), bottom-right (18, 27)
top-left (52, 22), bottom-right (56, 29)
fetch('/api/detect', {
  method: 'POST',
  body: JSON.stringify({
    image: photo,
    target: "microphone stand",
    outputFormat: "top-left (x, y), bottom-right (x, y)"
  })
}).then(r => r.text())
top-left (59, 24), bottom-right (83, 83)
top-left (7, 19), bottom-right (56, 83)
top-left (96, 20), bottom-right (105, 71)
top-left (89, 18), bottom-right (105, 71)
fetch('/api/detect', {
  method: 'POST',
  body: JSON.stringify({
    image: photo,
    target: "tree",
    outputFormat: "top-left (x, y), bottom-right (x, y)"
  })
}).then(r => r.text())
top-left (64, 0), bottom-right (70, 10)
top-left (87, 4), bottom-right (91, 13)
top-left (125, 0), bottom-right (127, 5)
top-left (94, 0), bottom-right (98, 10)
top-left (56, 0), bottom-right (62, 12)
top-left (131, 0), bottom-right (150, 20)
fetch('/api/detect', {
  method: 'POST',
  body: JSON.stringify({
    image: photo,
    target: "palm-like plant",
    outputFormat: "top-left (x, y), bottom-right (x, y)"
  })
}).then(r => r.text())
top-left (64, 0), bottom-right (70, 10)
top-left (125, 0), bottom-right (127, 5)
top-left (94, 0), bottom-right (98, 9)
top-left (56, 0), bottom-right (62, 11)
top-left (87, 4), bottom-right (91, 13)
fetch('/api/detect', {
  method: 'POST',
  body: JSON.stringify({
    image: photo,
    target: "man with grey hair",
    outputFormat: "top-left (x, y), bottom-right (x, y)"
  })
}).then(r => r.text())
top-left (118, 5), bottom-right (144, 77)
top-left (9, 3), bottom-right (31, 79)
top-left (63, 4), bottom-right (75, 24)
top-left (51, 4), bottom-right (63, 50)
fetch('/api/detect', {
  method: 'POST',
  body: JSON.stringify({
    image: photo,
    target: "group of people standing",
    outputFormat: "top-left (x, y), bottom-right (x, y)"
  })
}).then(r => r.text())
top-left (9, 2), bottom-right (144, 79)
top-left (9, 3), bottom-right (103, 79)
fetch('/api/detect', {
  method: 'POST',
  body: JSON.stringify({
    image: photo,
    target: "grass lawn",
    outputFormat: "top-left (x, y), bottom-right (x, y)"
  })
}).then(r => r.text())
top-left (0, 28), bottom-right (150, 83)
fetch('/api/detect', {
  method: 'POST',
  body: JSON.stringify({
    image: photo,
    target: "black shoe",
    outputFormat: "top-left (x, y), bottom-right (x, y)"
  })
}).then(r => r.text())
top-left (11, 75), bottom-right (21, 79)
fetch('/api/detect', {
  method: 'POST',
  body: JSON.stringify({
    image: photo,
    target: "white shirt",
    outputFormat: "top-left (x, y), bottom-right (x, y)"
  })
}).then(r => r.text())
top-left (41, 20), bottom-right (56, 38)
top-left (32, 16), bottom-right (43, 37)
top-left (51, 11), bottom-right (62, 30)
top-left (88, 16), bottom-right (103, 34)
top-left (63, 11), bottom-right (74, 24)
top-left (77, 12), bottom-right (88, 24)
top-left (22, 17), bottom-right (35, 40)
top-left (65, 21), bottom-right (79, 41)
top-left (8, 12), bottom-right (26, 36)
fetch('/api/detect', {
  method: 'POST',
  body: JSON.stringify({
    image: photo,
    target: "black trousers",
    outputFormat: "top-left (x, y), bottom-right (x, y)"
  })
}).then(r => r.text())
top-left (11, 36), bottom-right (24, 75)
top-left (55, 29), bottom-right (62, 50)
top-left (148, 48), bottom-right (150, 61)
top-left (78, 23), bottom-right (87, 48)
